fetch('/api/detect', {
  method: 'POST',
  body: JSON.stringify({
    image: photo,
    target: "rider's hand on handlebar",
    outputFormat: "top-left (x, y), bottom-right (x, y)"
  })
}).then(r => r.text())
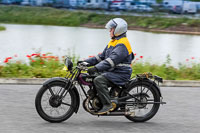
top-left (88, 67), bottom-right (98, 75)
top-left (77, 61), bottom-right (83, 66)
top-left (77, 61), bottom-right (91, 67)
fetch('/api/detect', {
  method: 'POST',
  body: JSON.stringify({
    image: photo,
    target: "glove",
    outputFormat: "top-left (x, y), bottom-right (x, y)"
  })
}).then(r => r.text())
top-left (77, 61), bottom-right (83, 66)
top-left (88, 67), bottom-right (98, 75)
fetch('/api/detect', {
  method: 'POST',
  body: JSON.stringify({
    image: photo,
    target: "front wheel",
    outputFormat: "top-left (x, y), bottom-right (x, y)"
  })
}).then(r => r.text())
top-left (123, 81), bottom-right (160, 122)
top-left (35, 81), bottom-right (77, 123)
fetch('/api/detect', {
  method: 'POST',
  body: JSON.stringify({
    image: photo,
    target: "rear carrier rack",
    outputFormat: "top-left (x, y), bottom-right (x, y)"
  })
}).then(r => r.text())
top-left (136, 72), bottom-right (163, 85)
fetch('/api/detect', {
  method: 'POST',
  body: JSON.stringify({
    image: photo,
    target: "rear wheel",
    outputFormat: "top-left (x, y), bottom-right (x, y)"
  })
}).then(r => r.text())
top-left (35, 81), bottom-right (77, 123)
top-left (123, 81), bottom-right (160, 122)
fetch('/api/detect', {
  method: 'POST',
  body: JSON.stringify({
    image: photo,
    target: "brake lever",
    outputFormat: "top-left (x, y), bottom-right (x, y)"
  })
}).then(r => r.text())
top-left (81, 62), bottom-right (90, 66)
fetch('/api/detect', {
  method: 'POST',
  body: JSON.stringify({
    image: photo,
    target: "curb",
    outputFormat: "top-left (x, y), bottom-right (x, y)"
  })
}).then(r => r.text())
top-left (0, 78), bottom-right (200, 87)
top-left (161, 80), bottom-right (200, 87)
top-left (0, 78), bottom-right (48, 85)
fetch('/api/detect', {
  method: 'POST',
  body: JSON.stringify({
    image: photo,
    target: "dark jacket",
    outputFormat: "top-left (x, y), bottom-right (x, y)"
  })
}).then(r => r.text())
top-left (85, 34), bottom-right (134, 85)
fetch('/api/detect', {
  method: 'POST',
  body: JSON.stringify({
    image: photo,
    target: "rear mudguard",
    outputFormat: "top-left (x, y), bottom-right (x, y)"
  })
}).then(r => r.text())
top-left (126, 78), bottom-right (162, 97)
top-left (43, 77), bottom-right (80, 113)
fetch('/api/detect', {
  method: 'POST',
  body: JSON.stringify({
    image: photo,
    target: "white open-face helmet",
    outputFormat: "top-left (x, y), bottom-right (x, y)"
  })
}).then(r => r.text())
top-left (105, 18), bottom-right (128, 36)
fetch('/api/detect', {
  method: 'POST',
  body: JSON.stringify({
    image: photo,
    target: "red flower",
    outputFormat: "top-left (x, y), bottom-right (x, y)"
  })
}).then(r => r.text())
top-left (134, 53), bottom-right (137, 56)
top-left (32, 60), bottom-right (36, 62)
top-left (140, 56), bottom-right (143, 59)
top-left (191, 57), bottom-right (195, 59)
top-left (14, 54), bottom-right (18, 57)
top-left (43, 56), bottom-right (49, 58)
top-left (89, 55), bottom-right (95, 58)
top-left (31, 53), bottom-right (40, 57)
top-left (26, 55), bottom-right (31, 58)
top-left (186, 59), bottom-right (189, 62)
top-left (48, 56), bottom-right (55, 58)
top-left (31, 54), bottom-right (37, 56)
top-left (42, 54), bottom-right (46, 56)
top-left (4, 57), bottom-right (12, 63)
top-left (4, 59), bottom-right (9, 63)
top-left (136, 58), bottom-right (139, 60)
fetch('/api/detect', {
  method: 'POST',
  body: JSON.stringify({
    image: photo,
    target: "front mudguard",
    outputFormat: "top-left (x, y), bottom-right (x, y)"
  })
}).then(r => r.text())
top-left (43, 77), bottom-right (80, 113)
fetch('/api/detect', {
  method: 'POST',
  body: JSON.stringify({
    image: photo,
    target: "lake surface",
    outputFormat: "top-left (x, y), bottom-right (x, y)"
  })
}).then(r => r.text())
top-left (0, 24), bottom-right (200, 66)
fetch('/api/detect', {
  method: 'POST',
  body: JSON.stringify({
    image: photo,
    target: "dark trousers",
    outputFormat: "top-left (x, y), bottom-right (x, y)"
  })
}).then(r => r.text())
top-left (93, 75), bottom-right (113, 105)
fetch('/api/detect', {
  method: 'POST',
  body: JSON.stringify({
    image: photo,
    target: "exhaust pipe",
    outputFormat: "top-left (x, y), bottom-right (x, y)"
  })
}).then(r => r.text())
top-left (97, 111), bottom-right (135, 116)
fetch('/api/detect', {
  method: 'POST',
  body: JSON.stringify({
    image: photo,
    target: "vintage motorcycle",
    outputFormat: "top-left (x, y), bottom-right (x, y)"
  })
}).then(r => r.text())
top-left (35, 57), bottom-right (166, 123)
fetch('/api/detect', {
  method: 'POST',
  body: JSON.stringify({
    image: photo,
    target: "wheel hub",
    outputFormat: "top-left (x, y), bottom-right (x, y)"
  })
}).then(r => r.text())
top-left (49, 95), bottom-right (62, 108)
top-left (137, 95), bottom-right (148, 109)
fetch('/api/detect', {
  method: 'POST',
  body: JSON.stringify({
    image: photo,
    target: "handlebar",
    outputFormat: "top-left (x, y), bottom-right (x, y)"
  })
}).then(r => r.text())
top-left (77, 62), bottom-right (89, 71)
top-left (80, 62), bottom-right (90, 66)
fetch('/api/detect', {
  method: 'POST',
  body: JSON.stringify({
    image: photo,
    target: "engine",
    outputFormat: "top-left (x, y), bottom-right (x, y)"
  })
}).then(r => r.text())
top-left (83, 88), bottom-right (103, 114)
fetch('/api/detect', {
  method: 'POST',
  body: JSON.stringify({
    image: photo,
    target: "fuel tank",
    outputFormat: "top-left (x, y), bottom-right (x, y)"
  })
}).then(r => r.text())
top-left (78, 73), bottom-right (95, 86)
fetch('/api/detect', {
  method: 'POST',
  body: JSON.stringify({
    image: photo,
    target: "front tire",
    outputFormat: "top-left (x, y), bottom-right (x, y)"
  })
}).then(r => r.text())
top-left (124, 81), bottom-right (160, 122)
top-left (35, 81), bottom-right (77, 123)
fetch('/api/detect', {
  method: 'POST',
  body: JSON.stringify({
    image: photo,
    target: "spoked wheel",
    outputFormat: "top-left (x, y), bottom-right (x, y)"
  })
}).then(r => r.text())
top-left (35, 81), bottom-right (77, 123)
top-left (124, 81), bottom-right (160, 122)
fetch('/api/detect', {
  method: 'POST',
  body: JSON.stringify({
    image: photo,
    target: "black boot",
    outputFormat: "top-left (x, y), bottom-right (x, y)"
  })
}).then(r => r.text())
top-left (97, 104), bottom-right (114, 115)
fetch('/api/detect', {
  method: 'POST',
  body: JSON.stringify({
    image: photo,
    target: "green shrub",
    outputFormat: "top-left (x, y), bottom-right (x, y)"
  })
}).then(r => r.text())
top-left (1, 52), bottom-right (200, 80)
top-left (1, 63), bottom-right (32, 78)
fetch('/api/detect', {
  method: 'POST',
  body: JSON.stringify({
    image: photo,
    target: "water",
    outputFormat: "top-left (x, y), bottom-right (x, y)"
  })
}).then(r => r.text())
top-left (0, 24), bottom-right (200, 66)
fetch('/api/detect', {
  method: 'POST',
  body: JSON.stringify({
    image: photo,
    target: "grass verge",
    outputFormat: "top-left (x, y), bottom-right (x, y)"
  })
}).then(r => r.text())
top-left (0, 26), bottom-right (6, 31)
top-left (0, 5), bottom-right (200, 33)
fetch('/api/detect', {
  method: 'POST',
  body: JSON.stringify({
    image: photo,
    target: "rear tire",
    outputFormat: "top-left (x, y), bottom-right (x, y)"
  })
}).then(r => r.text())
top-left (124, 81), bottom-right (160, 122)
top-left (35, 81), bottom-right (77, 123)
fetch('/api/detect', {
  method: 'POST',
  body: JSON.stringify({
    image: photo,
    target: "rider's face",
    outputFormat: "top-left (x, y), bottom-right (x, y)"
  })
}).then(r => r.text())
top-left (110, 28), bottom-right (115, 38)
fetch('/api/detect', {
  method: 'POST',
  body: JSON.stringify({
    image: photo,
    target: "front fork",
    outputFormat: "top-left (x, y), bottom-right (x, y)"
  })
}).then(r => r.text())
top-left (60, 68), bottom-right (81, 100)
top-left (59, 79), bottom-right (76, 100)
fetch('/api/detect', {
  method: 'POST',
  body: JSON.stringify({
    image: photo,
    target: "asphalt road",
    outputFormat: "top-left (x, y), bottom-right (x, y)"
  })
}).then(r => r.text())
top-left (0, 85), bottom-right (199, 133)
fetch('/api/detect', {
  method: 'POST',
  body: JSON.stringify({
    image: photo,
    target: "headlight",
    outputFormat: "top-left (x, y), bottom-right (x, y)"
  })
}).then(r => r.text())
top-left (64, 57), bottom-right (73, 71)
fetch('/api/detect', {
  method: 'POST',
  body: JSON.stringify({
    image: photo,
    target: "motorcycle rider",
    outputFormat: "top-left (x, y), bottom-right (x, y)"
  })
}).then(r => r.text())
top-left (79, 18), bottom-right (134, 115)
